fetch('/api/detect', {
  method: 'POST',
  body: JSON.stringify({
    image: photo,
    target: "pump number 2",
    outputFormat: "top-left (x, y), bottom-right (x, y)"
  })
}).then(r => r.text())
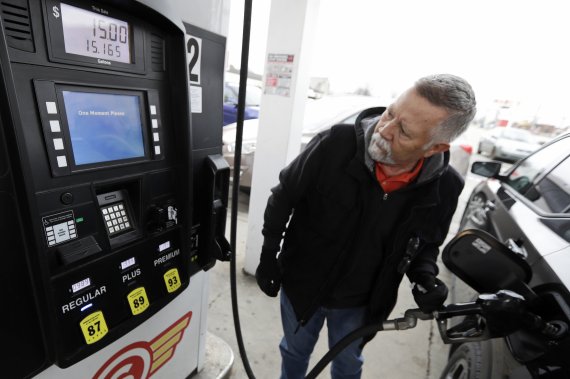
top-left (186, 35), bottom-right (202, 85)
top-left (80, 311), bottom-right (108, 344)
top-left (164, 268), bottom-right (182, 293)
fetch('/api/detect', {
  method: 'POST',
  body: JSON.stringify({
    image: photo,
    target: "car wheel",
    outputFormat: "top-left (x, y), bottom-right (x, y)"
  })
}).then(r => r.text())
top-left (439, 343), bottom-right (490, 379)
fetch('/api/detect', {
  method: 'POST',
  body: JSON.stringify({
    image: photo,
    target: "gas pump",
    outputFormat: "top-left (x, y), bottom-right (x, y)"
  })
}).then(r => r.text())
top-left (0, 0), bottom-right (230, 378)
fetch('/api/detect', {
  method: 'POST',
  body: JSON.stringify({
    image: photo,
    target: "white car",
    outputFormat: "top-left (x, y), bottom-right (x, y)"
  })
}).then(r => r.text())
top-left (223, 96), bottom-right (473, 190)
top-left (477, 127), bottom-right (543, 162)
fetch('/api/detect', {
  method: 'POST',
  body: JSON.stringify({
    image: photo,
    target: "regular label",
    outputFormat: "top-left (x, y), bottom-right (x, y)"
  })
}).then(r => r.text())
top-left (164, 268), bottom-right (181, 293)
top-left (127, 287), bottom-right (149, 315)
top-left (80, 311), bottom-right (108, 344)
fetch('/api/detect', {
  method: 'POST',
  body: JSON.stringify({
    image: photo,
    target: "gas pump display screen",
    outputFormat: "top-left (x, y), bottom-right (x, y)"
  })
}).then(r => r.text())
top-left (62, 91), bottom-right (146, 166)
top-left (60, 3), bottom-right (131, 64)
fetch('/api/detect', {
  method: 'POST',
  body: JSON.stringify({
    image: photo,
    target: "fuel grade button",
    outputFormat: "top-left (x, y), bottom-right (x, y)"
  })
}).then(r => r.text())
top-left (127, 287), bottom-right (150, 315)
top-left (80, 310), bottom-right (108, 344)
top-left (163, 268), bottom-right (181, 293)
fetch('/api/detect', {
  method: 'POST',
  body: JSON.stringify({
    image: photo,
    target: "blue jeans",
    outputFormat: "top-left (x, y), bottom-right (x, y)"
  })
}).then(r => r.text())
top-left (279, 290), bottom-right (366, 379)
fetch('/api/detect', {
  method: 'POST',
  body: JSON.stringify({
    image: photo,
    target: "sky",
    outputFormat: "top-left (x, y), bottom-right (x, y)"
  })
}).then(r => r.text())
top-left (227, 0), bottom-right (570, 124)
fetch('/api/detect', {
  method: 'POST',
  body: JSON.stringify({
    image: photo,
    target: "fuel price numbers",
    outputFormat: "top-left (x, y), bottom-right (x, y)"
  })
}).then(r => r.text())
top-left (59, 3), bottom-right (131, 64)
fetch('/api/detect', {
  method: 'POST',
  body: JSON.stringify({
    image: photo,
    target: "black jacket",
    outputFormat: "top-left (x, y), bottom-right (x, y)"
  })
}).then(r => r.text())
top-left (261, 107), bottom-right (464, 329)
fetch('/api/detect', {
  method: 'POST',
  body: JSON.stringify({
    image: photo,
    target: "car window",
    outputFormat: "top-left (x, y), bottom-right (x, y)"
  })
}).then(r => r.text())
top-left (224, 83), bottom-right (238, 104)
top-left (533, 157), bottom-right (570, 213)
top-left (506, 135), bottom-right (570, 212)
top-left (244, 85), bottom-right (262, 106)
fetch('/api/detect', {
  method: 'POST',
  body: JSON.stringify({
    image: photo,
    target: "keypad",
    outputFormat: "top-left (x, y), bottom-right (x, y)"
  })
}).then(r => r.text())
top-left (101, 202), bottom-right (131, 236)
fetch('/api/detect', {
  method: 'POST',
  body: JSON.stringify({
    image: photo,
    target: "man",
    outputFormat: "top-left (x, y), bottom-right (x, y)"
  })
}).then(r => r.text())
top-left (256, 74), bottom-right (477, 379)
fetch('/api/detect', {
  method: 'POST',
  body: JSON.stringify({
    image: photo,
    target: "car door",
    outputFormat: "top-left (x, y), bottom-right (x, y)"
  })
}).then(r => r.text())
top-left (490, 135), bottom-right (570, 269)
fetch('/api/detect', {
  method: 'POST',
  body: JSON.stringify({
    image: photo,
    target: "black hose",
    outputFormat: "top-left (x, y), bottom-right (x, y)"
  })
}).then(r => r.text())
top-left (305, 323), bottom-right (383, 379)
top-left (229, 0), bottom-right (256, 378)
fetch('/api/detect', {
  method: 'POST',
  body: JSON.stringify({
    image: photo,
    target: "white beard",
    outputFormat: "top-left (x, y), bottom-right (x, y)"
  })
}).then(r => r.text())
top-left (368, 133), bottom-right (395, 164)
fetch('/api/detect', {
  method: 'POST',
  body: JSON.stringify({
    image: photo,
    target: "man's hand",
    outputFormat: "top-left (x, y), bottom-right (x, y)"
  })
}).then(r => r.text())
top-left (412, 273), bottom-right (448, 313)
top-left (255, 250), bottom-right (282, 297)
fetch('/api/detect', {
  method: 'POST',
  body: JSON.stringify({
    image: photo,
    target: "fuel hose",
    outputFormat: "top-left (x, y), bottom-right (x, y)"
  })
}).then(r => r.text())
top-left (229, 0), bottom-right (256, 378)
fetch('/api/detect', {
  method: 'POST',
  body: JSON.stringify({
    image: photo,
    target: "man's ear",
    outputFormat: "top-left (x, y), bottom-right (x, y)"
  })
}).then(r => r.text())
top-left (423, 142), bottom-right (450, 158)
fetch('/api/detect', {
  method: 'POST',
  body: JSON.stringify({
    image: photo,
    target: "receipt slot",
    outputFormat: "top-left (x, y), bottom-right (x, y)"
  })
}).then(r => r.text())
top-left (0, 1), bottom-right (229, 378)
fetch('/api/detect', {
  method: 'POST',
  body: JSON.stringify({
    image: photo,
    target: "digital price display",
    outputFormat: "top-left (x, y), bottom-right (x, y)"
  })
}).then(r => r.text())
top-left (60, 3), bottom-right (131, 64)
top-left (121, 257), bottom-right (136, 270)
top-left (72, 277), bottom-right (91, 293)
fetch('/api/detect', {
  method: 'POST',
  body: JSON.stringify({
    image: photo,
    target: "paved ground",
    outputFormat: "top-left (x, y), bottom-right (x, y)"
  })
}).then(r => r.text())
top-left (205, 127), bottom-right (487, 378)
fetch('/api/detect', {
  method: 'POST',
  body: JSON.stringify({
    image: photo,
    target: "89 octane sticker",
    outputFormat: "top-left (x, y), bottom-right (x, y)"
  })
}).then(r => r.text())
top-left (127, 287), bottom-right (150, 315)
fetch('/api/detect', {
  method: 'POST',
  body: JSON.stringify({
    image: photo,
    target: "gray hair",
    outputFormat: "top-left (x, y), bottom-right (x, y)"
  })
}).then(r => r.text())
top-left (415, 74), bottom-right (477, 142)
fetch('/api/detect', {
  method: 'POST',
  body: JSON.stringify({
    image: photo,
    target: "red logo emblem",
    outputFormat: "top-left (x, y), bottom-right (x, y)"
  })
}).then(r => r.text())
top-left (93, 312), bottom-right (192, 379)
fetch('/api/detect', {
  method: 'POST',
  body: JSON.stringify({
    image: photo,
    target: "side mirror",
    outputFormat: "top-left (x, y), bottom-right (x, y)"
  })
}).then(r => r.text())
top-left (442, 229), bottom-right (535, 301)
top-left (471, 161), bottom-right (502, 178)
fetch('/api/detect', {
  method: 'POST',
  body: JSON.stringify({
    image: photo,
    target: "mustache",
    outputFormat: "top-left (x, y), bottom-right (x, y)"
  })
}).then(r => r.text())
top-left (371, 133), bottom-right (391, 152)
top-left (368, 132), bottom-right (395, 164)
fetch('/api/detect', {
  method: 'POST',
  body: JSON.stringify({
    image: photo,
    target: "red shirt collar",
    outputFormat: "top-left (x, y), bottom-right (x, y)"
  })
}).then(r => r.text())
top-left (374, 159), bottom-right (424, 193)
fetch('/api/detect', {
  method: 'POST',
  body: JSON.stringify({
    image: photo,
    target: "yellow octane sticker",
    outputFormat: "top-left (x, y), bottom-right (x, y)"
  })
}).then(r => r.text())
top-left (127, 287), bottom-right (150, 315)
top-left (164, 268), bottom-right (181, 293)
top-left (80, 311), bottom-right (108, 344)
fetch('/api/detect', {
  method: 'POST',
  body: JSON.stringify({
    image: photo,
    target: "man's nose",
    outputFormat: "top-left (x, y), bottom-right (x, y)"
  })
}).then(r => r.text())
top-left (380, 120), bottom-right (396, 140)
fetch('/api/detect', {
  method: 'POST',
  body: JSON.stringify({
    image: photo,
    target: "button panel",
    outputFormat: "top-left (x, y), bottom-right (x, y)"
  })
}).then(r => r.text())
top-left (101, 202), bottom-right (131, 236)
top-left (34, 80), bottom-right (71, 176)
top-left (147, 91), bottom-right (163, 159)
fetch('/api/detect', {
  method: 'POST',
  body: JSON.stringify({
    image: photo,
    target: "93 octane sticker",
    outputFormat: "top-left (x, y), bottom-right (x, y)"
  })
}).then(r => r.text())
top-left (164, 268), bottom-right (181, 293)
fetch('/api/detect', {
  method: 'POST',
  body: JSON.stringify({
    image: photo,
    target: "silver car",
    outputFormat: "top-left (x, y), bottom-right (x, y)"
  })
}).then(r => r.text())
top-left (477, 127), bottom-right (543, 161)
top-left (441, 132), bottom-right (570, 378)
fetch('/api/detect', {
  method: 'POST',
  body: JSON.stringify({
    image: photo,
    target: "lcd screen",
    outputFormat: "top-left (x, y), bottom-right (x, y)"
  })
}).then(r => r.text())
top-left (62, 91), bottom-right (146, 166)
top-left (60, 3), bottom-right (131, 64)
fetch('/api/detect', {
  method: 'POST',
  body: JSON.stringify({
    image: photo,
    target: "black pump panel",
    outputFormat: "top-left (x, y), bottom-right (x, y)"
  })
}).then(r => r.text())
top-left (0, 0), bottom-right (228, 376)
